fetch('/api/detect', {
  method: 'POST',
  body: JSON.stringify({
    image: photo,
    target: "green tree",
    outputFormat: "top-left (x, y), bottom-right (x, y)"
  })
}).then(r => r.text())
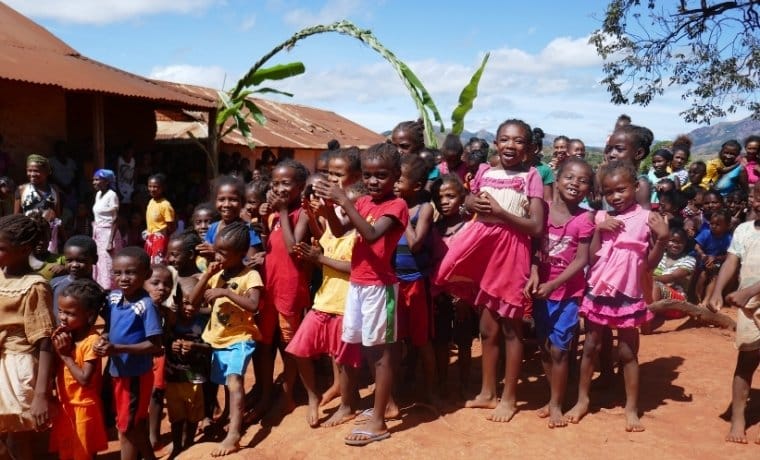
top-left (591, 0), bottom-right (760, 124)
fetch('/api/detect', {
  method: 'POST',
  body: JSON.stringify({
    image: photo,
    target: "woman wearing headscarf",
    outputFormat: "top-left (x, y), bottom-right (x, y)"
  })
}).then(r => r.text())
top-left (92, 169), bottom-right (122, 289)
top-left (14, 154), bottom-right (61, 217)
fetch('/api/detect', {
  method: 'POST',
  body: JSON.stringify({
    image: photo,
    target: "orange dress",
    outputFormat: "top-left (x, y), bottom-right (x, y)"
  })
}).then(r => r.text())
top-left (49, 330), bottom-right (108, 460)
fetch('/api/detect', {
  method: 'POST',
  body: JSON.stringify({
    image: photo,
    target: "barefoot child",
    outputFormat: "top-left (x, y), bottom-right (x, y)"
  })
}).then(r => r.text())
top-left (49, 279), bottom-right (109, 460)
top-left (394, 154), bottom-right (435, 401)
top-left (191, 222), bottom-right (262, 457)
top-left (565, 160), bottom-right (669, 432)
top-left (0, 215), bottom-right (55, 460)
top-left (315, 143), bottom-right (410, 445)
top-left (287, 149), bottom-right (364, 428)
top-left (165, 276), bottom-right (209, 459)
top-left (430, 175), bottom-right (475, 398)
top-left (94, 247), bottom-right (163, 460)
top-left (526, 157), bottom-right (594, 428)
top-left (706, 182), bottom-right (760, 445)
top-left (694, 209), bottom-right (732, 303)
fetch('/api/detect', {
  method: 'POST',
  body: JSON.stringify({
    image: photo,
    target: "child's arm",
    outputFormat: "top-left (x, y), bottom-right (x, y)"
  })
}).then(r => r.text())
top-left (646, 212), bottom-right (670, 269)
top-left (52, 333), bottom-right (97, 386)
top-left (636, 177), bottom-right (652, 210)
top-left (534, 238), bottom-right (591, 299)
top-left (653, 267), bottom-right (691, 285)
top-left (316, 182), bottom-right (399, 243)
top-left (97, 335), bottom-right (162, 356)
top-left (294, 240), bottom-right (351, 273)
top-left (189, 263), bottom-right (220, 307)
top-left (30, 337), bottom-right (53, 428)
top-left (274, 200), bottom-right (310, 254)
top-left (404, 203), bottom-right (433, 252)
top-left (470, 194), bottom-right (544, 236)
top-left (303, 197), bottom-right (325, 240)
top-left (705, 253), bottom-right (739, 311)
top-left (204, 286), bottom-right (261, 314)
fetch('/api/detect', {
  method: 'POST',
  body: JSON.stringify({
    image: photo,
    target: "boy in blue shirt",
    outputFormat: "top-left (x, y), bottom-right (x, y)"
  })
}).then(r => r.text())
top-left (95, 246), bottom-right (162, 460)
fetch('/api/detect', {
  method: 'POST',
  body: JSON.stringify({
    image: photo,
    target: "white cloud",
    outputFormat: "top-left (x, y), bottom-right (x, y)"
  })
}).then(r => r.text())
top-left (488, 35), bottom-right (601, 75)
top-left (149, 64), bottom-right (229, 89)
top-left (240, 14), bottom-right (256, 31)
top-left (5, 0), bottom-right (221, 25)
top-left (283, 0), bottom-right (362, 28)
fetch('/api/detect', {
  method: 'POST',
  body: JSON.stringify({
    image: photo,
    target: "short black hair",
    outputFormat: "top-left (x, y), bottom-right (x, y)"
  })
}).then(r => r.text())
top-left (193, 202), bottom-right (220, 221)
top-left (400, 154), bottom-right (428, 187)
top-left (330, 147), bottom-right (361, 175)
top-left (115, 246), bottom-right (151, 272)
top-left (598, 159), bottom-right (639, 185)
top-left (213, 175), bottom-right (245, 201)
top-left (64, 235), bottom-right (98, 263)
top-left (362, 142), bottom-right (401, 172)
top-left (148, 173), bottom-right (167, 186)
top-left (216, 221), bottom-right (250, 253)
top-left (169, 229), bottom-right (202, 255)
top-left (273, 159), bottom-right (310, 185)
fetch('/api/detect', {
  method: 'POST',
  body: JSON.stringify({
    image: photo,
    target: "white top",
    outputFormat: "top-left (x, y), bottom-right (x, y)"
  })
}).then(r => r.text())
top-left (92, 189), bottom-right (119, 225)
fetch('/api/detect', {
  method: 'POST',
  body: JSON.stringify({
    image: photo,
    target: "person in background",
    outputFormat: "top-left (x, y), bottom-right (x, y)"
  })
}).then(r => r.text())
top-left (92, 169), bottom-right (122, 289)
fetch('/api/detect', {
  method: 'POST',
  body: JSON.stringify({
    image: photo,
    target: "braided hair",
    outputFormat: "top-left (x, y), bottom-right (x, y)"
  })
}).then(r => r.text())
top-left (216, 221), bottom-right (250, 254)
top-left (60, 278), bottom-right (106, 319)
top-left (0, 214), bottom-right (46, 248)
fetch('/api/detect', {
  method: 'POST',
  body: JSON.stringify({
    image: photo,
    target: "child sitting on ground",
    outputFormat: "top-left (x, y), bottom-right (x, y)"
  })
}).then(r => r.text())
top-left (694, 209), bottom-right (732, 303)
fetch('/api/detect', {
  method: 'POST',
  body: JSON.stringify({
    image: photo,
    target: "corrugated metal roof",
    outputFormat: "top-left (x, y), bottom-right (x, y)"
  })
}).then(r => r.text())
top-left (0, 3), bottom-right (215, 110)
top-left (158, 83), bottom-right (386, 149)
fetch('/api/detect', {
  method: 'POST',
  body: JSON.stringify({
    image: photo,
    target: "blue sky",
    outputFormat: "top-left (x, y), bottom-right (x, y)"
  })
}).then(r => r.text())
top-left (7, 0), bottom-right (751, 146)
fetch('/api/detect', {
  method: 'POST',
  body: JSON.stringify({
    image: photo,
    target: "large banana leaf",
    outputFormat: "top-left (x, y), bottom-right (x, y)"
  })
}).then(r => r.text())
top-left (451, 53), bottom-right (490, 135)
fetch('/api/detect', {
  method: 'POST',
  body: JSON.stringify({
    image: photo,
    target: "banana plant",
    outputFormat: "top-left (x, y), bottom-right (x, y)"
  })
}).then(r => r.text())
top-left (451, 53), bottom-right (490, 136)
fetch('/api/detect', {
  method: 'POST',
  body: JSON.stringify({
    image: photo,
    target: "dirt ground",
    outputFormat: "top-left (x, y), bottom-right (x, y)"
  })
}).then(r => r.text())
top-left (94, 310), bottom-right (759, 460)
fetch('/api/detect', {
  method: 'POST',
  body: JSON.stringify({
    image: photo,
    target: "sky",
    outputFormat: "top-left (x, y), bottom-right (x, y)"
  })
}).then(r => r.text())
top-left (6, 0), bottom-right (753, 147)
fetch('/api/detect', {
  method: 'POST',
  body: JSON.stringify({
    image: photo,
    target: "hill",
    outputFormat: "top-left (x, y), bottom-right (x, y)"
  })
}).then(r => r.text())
top-left (685, 116), bottom-right (760, 157)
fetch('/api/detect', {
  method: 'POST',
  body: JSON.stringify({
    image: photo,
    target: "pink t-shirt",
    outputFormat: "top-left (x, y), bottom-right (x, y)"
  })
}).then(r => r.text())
top-left (539, 210), bottom-right (595, 300)
top-left (350, 196), bottom-right (410, 286)
top-left (437, 161), bottom-right (469, 183)
top-left (747, 160), bottom-right (759, 185)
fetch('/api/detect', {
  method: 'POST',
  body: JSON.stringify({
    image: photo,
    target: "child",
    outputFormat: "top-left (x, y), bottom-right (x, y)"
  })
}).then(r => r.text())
top-left (31, 215), bottom-right (66, 281)
top-left (682, 161), bottom-right (708, 193)
top-left (643, 226), bottom-right (696, 333)
top-left (50, 235), bottom-right (98, 322)
top-left (192, 202), bottom-right (219, 242)
top-left (565, 160), bottom-right (669, 432)
top-left (526, 157), bottom-right (594, 429)
top-left (550, 135), bottom-right (569, 170)
top-left (144, 264), bottom-right (175, 450)
top-left (287, 180), bottom-right (364, 428)
top-left (49, 279), bottom-right (108, 460)
top-left (0, 215), bottom-right (55, 460)
top-left (95, 247), bottom-right (163, 460)
top-left (167, 229), bottom-right (202, 281)
top-left (190, 222), bottom-right (263, 457)
top-left (744, 135), bottom-right (760, 186)
top-left (647, 148), bottom-right (680, 204)
top-left (434, 119), bottom-right (545, 423)
top-left (603, 123), bottom-right (655, 208)
top-left (568, 138), bottom-right (586, 159)
top-left (713, 140), bottom-right (748, 198)
top-left (670, 136), bottom-right (692, 186)
top-left (437, 134), bottom-right (468, 182)
top-left (314, 142), bottom-right (410, 445)
top-left (430, 175), bottom-right (474, 399)
top-left (259, 160), bottom-right (311, 414)
top-left (727, 189), bottom-right (748, 230)
top-left (705, 182), bottom-right (760, 445)
top-left (145, 173), bottom-right (176, 264)
top-left (165, 276), bottom-right (209, 459)
top-left (694, 209), bottom-right (732, 303)
top-left (390, 119), bottom-right (425, 156)
top-left (244, 179), bottom-right (269, 243)
top-left (530, 127), bottom-right (555, 202)
top-left (394, 154), bottom-right (436, 400)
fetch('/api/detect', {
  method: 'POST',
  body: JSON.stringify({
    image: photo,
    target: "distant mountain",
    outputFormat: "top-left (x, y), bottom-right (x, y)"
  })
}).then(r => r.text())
top-left (686, 116), bottom-right (760, 157)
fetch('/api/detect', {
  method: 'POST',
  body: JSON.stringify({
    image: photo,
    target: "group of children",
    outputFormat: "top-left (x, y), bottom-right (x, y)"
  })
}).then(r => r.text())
top-left (1, 118), bottom-right (760, 460)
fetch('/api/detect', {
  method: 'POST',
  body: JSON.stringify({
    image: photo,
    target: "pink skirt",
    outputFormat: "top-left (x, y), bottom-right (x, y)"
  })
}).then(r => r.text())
top-left (580, 291), bottom-right (653, 329)
top-left (93, 222), bottom-right (122, 290)
top-left (286, 310), bottom-right (362, 368)
top-left (433, 220), bottom-right (531, 319)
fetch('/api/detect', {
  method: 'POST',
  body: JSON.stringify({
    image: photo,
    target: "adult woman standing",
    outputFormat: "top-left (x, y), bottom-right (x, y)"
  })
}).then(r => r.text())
top-left (92, 169), bottom-right (122, 289)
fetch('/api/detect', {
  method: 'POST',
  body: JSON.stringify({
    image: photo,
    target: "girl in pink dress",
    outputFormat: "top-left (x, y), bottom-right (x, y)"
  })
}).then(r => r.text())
top-left (434, 119), bottom-right (545, 423)
top-left (565, 160), bottom-right (669, 432)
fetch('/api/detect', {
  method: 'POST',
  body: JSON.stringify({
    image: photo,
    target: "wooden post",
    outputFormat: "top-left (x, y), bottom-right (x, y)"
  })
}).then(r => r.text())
top-left (207, 107), bottom-right (218, 178)
top-left (93, 94), bottom-right (105, 168)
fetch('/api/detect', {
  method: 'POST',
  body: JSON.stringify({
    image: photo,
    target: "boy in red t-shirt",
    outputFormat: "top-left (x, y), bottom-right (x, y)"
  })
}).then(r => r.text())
top-left (316, 143), bottom-right (409, 447)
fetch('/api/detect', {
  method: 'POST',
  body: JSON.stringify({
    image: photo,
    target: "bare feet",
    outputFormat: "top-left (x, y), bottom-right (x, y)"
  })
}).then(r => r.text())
top-left (625, 410), bottom-right (645, 432)
top-left (536, 404), bottom-right (550, 418)
top-left (726, 421), bottom-right (748, 444)
top-left (486, 400), bottom-right (518, 423)
top-left (210, 432), bottom-right (241, 457)
top-left (547, 404), bottom-right (567, 428)
top-left (319, 385), bottom-right (340, 407)
top-left (322, 406), bottom-right (358, 427)
top-left (464, 394), bottom-right (499, 409)
top-left (307, 398), bottom-right (320, 428)
top-left (564, 399), bottom-right (589, 424)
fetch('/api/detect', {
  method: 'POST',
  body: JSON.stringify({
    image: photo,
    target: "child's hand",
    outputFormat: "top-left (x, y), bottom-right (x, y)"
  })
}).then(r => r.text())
top-left (726, 288), bottom-right (753, 309)
top-left (93, 337), bottom-right (114, 357)
top-left (180, 340), bottom-right (193, 355)
top-left (598, 216), bottom-right (624, 233)
top-left (259, 201), bottom-right (272, 216)
top-left (245, 252), bottom-right (265, 269)
top-left (703, 293), bottom-right (724, 312)
top-left (704, 255), bottom-right (716, 269)
top-left (206, 261), bottom-right (223, 275)
top-left (171, 339), bottom-right (183, 354)
top-left (293, 239), bottom-right (322, 263)
top-left (196, 241), bottom-right (215, 258)
top-left (204, 288), bottom-right (229, 303)
top-left (648, 212), bottom-right (670, 241)
top-left (270, 194), bottom-right (289, 211)
top-left (469, 192), bottom-right (493, 214)
top-left (30, 392), bottom-right (50, 430)
top-left (523, 270), bottom-right (540, 298)
top-left (50, 264), bottom-right (67, 276)
top-left (52, 331), bottom-right (73, 356)
top-left (313, 180), bottom-right (348, 206)
top-left (532, 282), bottom-right (556, 300)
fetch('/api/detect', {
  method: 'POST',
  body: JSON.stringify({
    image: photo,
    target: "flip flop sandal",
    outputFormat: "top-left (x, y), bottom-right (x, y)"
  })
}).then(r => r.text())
top-left (344, 428), bottom-right (391, 446)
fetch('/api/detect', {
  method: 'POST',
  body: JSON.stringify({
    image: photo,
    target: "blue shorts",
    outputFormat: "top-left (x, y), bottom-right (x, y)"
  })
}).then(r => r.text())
top-left (210, 340), bottom-right (256, 384)
top-left (534, 298), bottom-right (578, 351)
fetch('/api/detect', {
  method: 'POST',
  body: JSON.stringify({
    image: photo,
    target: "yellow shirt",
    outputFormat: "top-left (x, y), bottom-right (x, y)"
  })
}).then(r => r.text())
top-left (312, 228), bottom-right (356, 315)
top-left (0, 272), bottom-right (54, 353)
top-left (201, 268), bottom-right (263, 348)
top-left (146, 198), bottom-right (175, 234)
top-left (702, 158), bottom-right (723, 188)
